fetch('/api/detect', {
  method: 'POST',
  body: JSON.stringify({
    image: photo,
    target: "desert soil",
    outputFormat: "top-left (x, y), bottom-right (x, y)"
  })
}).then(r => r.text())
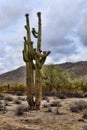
top-left (0, 93), bottom-right (87, 130)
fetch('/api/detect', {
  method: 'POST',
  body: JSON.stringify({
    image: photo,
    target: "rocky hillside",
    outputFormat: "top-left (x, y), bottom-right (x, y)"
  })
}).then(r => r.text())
top-left (58, 61), bottom-right (87, 76)
top-left (0, 61), bottom-right (87, 86)
top-left (0, 66), bottom-right (26, 86)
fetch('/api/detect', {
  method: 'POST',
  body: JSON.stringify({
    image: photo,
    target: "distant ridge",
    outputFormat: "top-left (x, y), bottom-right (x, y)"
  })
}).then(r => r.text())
top-left (58, 61), bottom-right (87, 76)
top-left (0, 66), bottom-right (26, 85)
top-left (0, 61), bottom-right (87, 85)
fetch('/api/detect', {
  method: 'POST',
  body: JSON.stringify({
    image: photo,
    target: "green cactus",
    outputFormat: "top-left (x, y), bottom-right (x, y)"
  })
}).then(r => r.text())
top-left (33, 12), bottom-right (51, 109)
top-left (23, 12), bottom-right (51, 110)
top-left (22, 14), bottom-right (34, 109)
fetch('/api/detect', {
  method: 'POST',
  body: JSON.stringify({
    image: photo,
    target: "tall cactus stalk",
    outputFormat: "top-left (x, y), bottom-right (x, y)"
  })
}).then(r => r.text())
top-left (23, 14), bottom-right (34, 109)
top-left (32, 12), bottom-right (51, 109)
top-left (23, 12), bottom-right (51, 110)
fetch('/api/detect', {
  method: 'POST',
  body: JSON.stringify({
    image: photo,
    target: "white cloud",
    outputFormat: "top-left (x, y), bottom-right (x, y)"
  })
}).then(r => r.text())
top-left (0, 0), bottom-right (87, 73)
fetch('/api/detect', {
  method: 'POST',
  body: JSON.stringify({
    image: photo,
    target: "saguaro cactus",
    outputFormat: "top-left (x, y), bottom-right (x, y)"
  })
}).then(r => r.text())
top-left (32, 12), bottom-right (51, 109)
top-left (23, 14), bottom-right (34, 109)
top-left (23, 12), bottom-right (51, 110)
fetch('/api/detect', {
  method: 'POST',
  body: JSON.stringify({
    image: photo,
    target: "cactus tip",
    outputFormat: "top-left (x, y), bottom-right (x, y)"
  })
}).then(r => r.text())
top-left (25, 13), bottom-right (29, 17)
top-left (37, 12), bottom-right (41, 16)
top-left (24, 37), bottom-right (26, 40)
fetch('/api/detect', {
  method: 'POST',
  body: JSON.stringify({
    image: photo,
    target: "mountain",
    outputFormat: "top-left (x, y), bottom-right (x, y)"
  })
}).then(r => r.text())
top-left (0, 66), bottom-right (26, 86)
top-left (58, 61), bottom-right (87, 81)
top-left (0, 61), bottom-right (87, 86)
top-left (58, 61), bottom-right (87, 76)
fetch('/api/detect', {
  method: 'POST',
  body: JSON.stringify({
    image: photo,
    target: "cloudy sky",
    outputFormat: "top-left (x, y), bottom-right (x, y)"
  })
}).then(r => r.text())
top-left (0, 0), bottom-right (87, 74)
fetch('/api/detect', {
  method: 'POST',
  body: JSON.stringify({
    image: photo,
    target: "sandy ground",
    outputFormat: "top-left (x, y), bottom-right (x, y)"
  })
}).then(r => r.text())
top-left (0, 94), bottom-right (87, 130)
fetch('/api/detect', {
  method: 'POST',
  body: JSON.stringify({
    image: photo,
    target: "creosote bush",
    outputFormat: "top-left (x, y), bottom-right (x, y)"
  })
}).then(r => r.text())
top-left (4, 96), bottom-right (13, 102)
top-left (0, 101), bottom-right (6, 111)
top-left (9, 84), bottom-right (26, 93)
top-left (0, 93), bottom-right (4, 100)
top-left (14, 99), bottom-right (21, 105)
top-left (84, 125), bottom-right (87, 130)
top-left (82, 112), bottom-right (87, 119)
top-left (17, 97), bottom-right (26, 101)
top-left (70, 100), bottom-right (87, 113)
top-left (15, 91), bottom-right (24, 96)
top-left (15, 105), bottom-right (29, 116)
top-left (50, 101), bottom-right (61, 107)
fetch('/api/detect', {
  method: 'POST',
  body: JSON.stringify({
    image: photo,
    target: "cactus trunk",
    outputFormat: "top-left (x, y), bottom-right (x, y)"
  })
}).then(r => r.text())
top-left (35, 65), bottom-right (42, 109)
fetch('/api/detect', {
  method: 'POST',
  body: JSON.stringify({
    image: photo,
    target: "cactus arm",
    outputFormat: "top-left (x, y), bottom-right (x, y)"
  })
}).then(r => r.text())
top-left (22, 50), bottom-right (29, 62)
top-left (32, 28), bottom-right (38, 38)
top-left (37, 12), bottom-right (41, 52)
top-left (25, 14), bottom-right (31, 42)
top-left (32, 28), bottom-right (38, 34)
top-left (24, 36), bottom-right (28, 45)
top-left (39, 51), bottom-right (51, 68)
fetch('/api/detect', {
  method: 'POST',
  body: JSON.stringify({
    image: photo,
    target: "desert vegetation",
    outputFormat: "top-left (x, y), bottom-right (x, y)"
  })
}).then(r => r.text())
top-left (0, 63), bottom-right (87, 129)
top-left (0, 90), bottom-right (87, 129)
top-left (0, 11), bottom-right (87, 130)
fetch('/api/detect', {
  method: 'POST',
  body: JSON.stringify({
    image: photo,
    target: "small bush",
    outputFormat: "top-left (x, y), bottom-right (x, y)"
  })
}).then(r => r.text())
top-left (0, 93), bottom-right (4, 100)
top-left (43, 103), bottom-right (48, 108)
top-left (15, 106), bottom-right (24, 116)
top-left (14, 99), bottom-right (21, 104)
top-left (4, 96), bottom-right (13, 102)
top-left (70, 100), bottom-right (87, 113)
top-left (70, 106), bottom-right (79, 112)
top-left (10, 84), bottom-right (26, 93)
top-left (42, 96), bottom-right (47, 100)
top-left (83, 112), bottom-right (87, 119)
top-left (15, 91), bottom-right (24, 96)
top-left (58, 93), bottom-right (66, 99)
top-left (0, 101), bottom-right (6, 111)
top-left (50, 101), bottom-right (61, 107)
top-left (75, 100), bottom-right (87, 110)
top-left (84, 125), bottom-right (87, 130)
top-left (46, 105), bottom-right (52, 112)
top-left (17, 97), bottom-right (26, 101)
top-left (15, 105), bottom-right (29, 116)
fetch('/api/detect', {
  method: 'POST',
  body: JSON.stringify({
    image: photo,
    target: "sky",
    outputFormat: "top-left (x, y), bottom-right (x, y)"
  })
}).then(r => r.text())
top-left (0, 0), bottom-right (87, 74)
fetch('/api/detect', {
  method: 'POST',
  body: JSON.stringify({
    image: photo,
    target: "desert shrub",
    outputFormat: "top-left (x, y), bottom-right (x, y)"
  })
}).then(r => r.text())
top-left (17, 97), bottom-right (26, 101)
top-left (14, 99), bottom-right (21, 104)
top-left (15, 106), bottom-right (24, 116)
top-left (0, 93), bottom-right (4, 100)
top-left (42, 65), bottom-right (72, 93)
top-left (70, 100), bottom-right (87, 113)
top-left (9, 84), bottom-right (26, 93)
top-left (70, 106), bottom-right (79, 112)
top-left (15, 91), bottom-right (24, 96)
top-left (82, 112), bottom-right (87, 119)
top-left (0, 86), bottom-right (4, 92)
top-left (65, 92), bottom-right (83, 98)
top-left (0, 101), bottom-right (6, 111)
top-left (57, 93), bottom-right (66, 99)
top-left (43, 103), bottom-right (48, 108)
top-left (42, 96), bottom-right (47, 100)
top-left (15, 105), bottom-right (29, 116)
top-left (83, 93), bottom-right (87, 98)
top-left (84, 125), bottom-right (87, 130)
top-left (46, 105), bottom-right (52, 112)
top-left (82, 83), bottom-right (87, 93)
top-left (50, 101), bottom-right (61, 107)
top-left (4, 96), bottom-right (13, 102)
